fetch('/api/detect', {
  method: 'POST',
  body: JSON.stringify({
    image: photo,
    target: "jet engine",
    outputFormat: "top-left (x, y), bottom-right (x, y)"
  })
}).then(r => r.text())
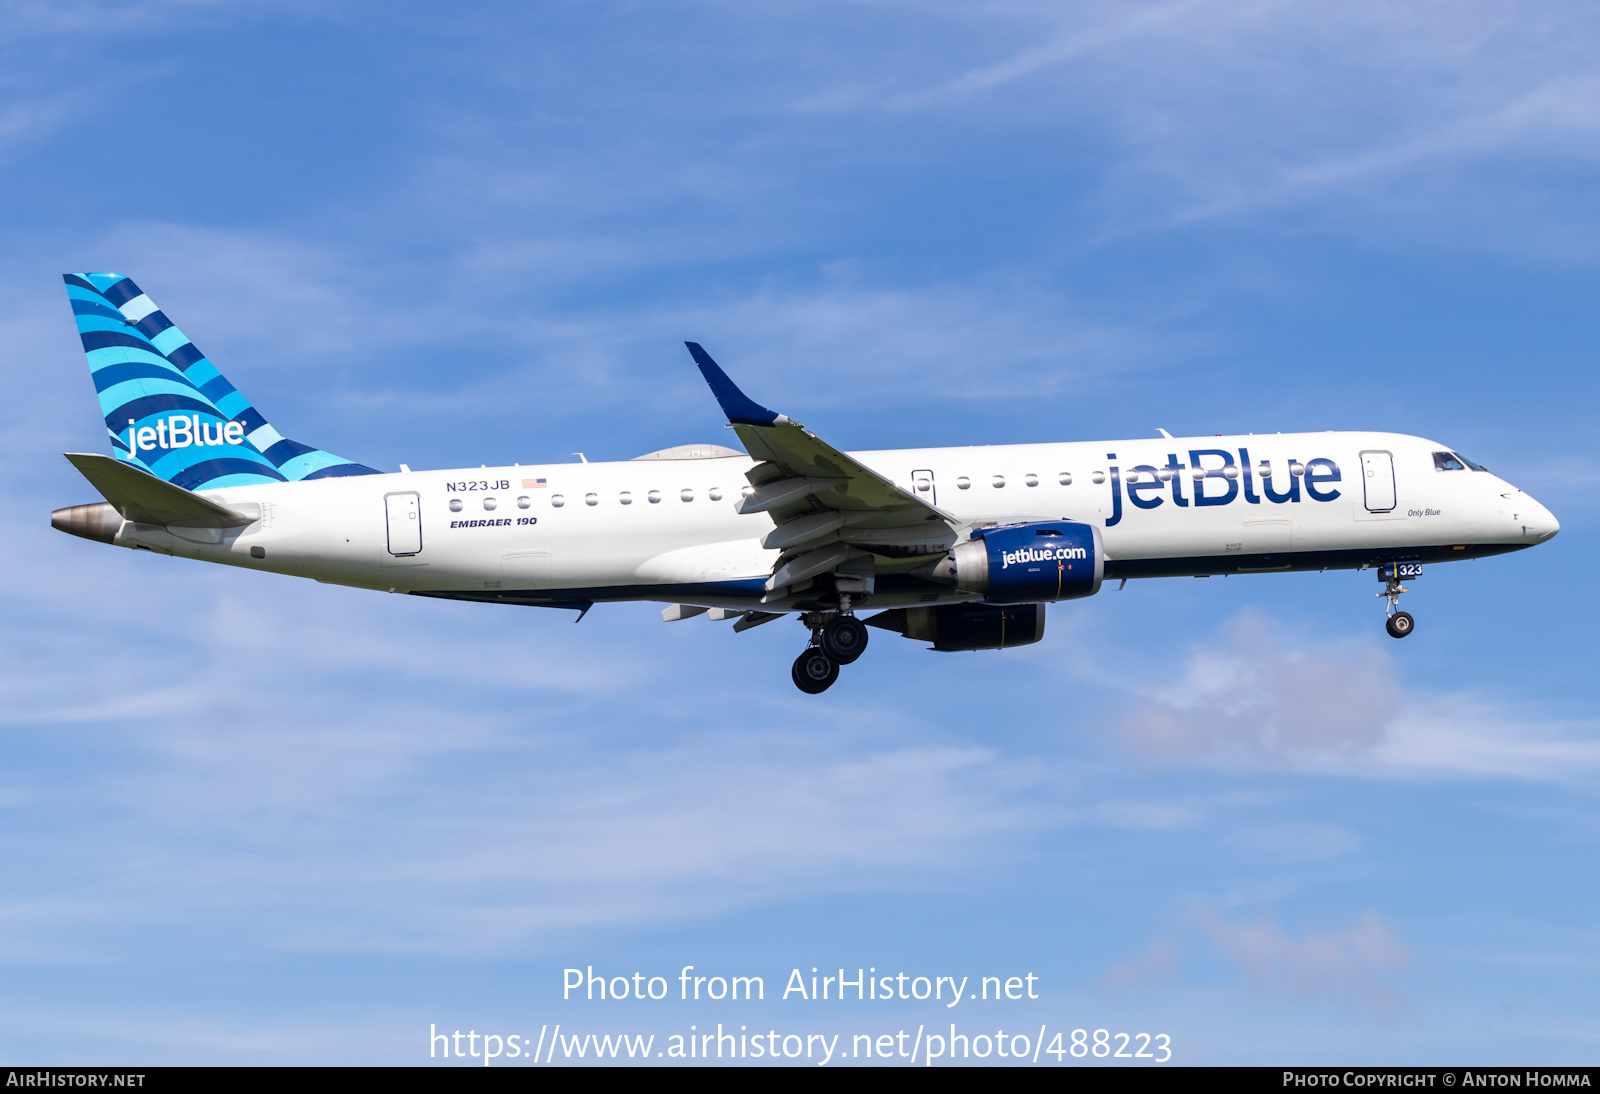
top-left (919, 520), bottom-right (1103, 603)
top-left (865, 603), bottom-right (1046, 651)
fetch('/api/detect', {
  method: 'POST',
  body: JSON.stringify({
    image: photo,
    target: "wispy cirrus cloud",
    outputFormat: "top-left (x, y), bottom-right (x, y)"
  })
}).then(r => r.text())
top-left (0, 540), bottom-right (1056, 957)
top-left (852, 2), bottom-right (1600, 250)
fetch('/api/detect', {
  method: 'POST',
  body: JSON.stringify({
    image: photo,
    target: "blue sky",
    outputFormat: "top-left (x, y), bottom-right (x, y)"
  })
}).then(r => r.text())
top-left (4, 0), bottom-right (1600, 1066)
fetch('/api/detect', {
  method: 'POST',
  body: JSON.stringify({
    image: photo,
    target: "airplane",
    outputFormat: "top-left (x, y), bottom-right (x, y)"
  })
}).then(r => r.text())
top-left (51, 272), bottom-right (1561, 693)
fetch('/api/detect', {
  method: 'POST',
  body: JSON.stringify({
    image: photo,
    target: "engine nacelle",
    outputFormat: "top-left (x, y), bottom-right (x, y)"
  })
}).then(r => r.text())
top-left (865, 603), bottom-right (1046, 651)
top-left (928, 521), bottom-right (1104, 604)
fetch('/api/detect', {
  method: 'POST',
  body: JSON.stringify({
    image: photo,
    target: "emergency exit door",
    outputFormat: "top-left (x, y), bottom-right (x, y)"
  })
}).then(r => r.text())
top-left (910, 469), bottom-right (936, 506)
top-left (385, 492), bottom-right (422, 556)
top-left (1360, 451), bottom-right (1396, 513)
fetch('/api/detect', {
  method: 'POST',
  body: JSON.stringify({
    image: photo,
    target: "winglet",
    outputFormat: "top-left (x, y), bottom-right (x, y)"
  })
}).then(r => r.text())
top-left (684, 342), bottom-right (789, 426)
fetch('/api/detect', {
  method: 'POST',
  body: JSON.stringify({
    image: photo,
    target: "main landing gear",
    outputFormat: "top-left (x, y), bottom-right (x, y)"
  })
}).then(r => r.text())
top-left (792, 647), bottom-right (839, 693)
top-left (790, 600), bottom-right (871, 694)
top-left (1377, 562), bottom-right (1419, 639)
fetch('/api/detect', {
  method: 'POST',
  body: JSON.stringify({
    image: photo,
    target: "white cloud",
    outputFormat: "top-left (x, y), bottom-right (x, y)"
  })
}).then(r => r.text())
top-left (1116, 610), bottom-right (1400, 761)
top-left (0, 547), bottom-right (1053, 957)
top-left (16, 718), bottom-right (1042, 955)
top-left (856, 1), bottom-right (1600, 251)
top-left (1101, 937), bottom-right (1180, 991)
top-left (1196, 910), bottom-right (1411, 1009)
top-left (1114, 610), bottom-right (1600, 780)
top-left (1101, 908), bottom-right (1411, 1008)
top-left (894, 0), bottom-right (1230, 107)
top-left (655, 277), bottom-right (1188, 409)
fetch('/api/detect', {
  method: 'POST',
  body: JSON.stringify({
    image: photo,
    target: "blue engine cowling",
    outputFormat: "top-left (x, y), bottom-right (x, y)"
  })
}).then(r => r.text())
top-left (945, 520), bottom-right (1104, 604)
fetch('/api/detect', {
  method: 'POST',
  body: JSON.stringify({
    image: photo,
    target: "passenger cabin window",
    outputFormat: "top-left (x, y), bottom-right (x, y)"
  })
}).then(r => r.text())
top-left (483, 497), bottom-right (497, 511)
top-left (585, 493), bottom-right (598, 506)
top-left (991, 475), bottom-right (1005, 489)
top-left (516, 496), bottom-right (530, 509)
top-left (1025, 474), bottom-right (1038, 487)
top-left (709, 487), bottom-right (723, 501)
top-left (551, 494), bottom-right (565, 508)
top-left (1059, 472), bottom-right (1072, 486)
top-left (648, 490), bottom-right (661, 504)
top-left (449, 499), bottom-right (463, 513)
top-left (681, 488), bottom-right (694, 502)
top-left (956, 477), bottom-right (971, 490)
top-left (1091, 471), bottom-right (1105, 484)
top-left (619, 491), bottom-right (633, 505)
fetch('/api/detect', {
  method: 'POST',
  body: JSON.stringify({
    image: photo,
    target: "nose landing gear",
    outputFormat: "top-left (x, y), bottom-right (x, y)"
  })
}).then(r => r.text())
top-left (790, 599), bottom-right (872, 693)
top-left (1377, 562), bottom-right (1421, 639)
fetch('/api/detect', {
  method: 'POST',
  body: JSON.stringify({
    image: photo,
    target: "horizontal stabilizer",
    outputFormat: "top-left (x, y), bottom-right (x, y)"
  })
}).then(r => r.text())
top-left (64, 452), bottom-right (253, 528)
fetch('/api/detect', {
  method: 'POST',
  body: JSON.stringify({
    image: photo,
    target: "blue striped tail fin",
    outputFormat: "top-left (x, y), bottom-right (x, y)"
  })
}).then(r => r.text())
top-left (63, 272), bottom-right (380, 491)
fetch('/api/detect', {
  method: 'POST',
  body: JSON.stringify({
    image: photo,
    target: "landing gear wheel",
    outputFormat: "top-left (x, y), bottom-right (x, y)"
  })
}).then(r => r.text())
top-left (1386, 611), bottom-right (1415, 639)
top-left (819, 616), bottom-right (869, 664)
top-left (792, 648), bottom-right (840, 693)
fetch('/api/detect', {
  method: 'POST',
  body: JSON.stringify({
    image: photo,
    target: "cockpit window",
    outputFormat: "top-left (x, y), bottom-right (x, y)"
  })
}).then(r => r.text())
top-left (1433, 451), bottom-right (1466, 472)
top-left (1455, 451), bottom-right (1488, 472)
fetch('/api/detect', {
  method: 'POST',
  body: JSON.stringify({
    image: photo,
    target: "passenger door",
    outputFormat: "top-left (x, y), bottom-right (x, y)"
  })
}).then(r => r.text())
top-left (1360, 451), bottom-right (1396, 513)
top-left (384, 492), bottom-right (422, 556)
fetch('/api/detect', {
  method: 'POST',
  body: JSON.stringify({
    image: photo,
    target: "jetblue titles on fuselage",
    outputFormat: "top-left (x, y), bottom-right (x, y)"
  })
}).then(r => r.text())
top-left (1106, 449), bottom-right (1341, 526)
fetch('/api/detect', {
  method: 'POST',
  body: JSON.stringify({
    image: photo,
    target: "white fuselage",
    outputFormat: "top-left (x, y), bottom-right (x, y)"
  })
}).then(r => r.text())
top-left (108, 431), bottom-right (1558, 610)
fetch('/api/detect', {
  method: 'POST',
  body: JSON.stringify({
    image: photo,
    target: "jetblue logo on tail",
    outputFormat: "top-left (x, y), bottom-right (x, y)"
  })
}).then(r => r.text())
top-left (126, 415), bottom-right (246, 454)
top-left (65, 272), bottom-right (380, 490)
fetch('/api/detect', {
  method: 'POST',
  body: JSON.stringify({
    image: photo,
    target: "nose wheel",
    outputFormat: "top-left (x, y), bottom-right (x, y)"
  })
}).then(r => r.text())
top-left (1385, 611), bottom-right (1415, 638)
top-left (1376, 564), bottom-right (1418, 639)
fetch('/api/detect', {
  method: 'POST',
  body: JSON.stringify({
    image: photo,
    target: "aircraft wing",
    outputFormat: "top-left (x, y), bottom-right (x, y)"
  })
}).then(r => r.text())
top-left (685, 343), bottom-right (957, 596)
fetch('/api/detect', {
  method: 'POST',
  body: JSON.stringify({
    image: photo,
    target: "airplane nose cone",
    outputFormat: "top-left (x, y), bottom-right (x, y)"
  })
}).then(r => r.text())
top-left (1520, 497), bottom-right (1560, 542)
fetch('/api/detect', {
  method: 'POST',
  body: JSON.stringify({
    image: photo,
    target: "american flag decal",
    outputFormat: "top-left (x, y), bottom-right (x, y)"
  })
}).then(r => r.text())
top-left (523, 478), bottom-right (547, 488)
